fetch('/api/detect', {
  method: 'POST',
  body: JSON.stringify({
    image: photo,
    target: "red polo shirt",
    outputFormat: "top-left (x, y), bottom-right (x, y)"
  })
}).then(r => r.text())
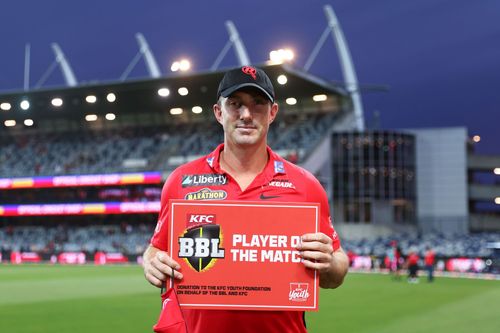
top-left (151, 144), bottom-right (340, 333)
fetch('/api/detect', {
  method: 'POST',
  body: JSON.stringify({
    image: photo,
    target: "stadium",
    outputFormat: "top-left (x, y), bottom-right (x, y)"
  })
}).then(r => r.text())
top-left (1, 3), bottom-right (499, 333)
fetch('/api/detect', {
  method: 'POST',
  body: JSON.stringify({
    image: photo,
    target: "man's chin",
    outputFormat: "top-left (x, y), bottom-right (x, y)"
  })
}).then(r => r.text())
top-left (232, 135), bottom-right (261, 146)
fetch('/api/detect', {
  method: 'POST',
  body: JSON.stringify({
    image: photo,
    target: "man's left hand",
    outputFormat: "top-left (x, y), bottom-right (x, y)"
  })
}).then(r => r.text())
top-left (296, 232), bottom-right (348, 289)
top-left (296, 232), bottom-right (334, 273)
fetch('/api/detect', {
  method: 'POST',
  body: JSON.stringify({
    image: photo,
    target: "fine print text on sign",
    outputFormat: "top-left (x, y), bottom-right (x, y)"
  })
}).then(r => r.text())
top-left (168, 200), bottom-right (320, 311)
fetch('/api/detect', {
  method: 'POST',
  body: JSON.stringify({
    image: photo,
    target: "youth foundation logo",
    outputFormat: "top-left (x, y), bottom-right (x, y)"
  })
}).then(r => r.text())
top-left (178, 224), bottom-right (225, 272)
top-left (289, 283), bottom-right (310, 302)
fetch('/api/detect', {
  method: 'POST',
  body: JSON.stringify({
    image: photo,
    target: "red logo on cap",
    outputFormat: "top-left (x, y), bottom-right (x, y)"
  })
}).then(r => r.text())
top-left (242, 66), bottom-right (257, 80)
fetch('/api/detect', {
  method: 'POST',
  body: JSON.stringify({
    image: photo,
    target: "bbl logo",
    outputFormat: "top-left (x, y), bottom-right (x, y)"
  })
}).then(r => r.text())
top-left (178, 224), bottom-right (225, 272)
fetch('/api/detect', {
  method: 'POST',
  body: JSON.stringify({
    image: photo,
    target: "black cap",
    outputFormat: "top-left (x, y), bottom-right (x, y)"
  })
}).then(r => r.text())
top-left (217, 66), bottom-right (275, 103)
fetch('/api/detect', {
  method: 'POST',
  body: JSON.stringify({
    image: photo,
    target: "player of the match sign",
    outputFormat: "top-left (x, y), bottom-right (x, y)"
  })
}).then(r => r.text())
top-left (167, 200), bottom-right (320, 311)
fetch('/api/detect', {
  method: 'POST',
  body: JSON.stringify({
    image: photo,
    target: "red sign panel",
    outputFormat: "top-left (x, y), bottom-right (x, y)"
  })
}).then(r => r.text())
top-left (10, 252), bottom-right (41, 264)
top-left (94, 252), bottom-right (129, 265)
top-left (168, 200), bottom-right (320, 311)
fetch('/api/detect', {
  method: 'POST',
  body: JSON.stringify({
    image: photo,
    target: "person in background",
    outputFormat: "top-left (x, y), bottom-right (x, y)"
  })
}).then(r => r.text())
top-left (424, 246), bottom-right (436, 282)
top-left (388, 240), bottom-right (402, 280)
top-left (406, 249), bottom-right (420, 283)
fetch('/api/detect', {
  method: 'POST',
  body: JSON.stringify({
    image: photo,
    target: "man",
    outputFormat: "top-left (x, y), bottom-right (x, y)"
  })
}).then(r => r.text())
top-left (406, 250), bottom-right (420, 284)
top-left (424, 246), bottom-right (435, 282)
top-left (388, 240), bottom-right (402, 280)
top-left (143, 66), bottom-right (349, 333)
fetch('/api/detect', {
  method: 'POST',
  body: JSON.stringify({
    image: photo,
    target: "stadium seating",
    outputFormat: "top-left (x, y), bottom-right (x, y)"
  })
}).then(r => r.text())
top-left (0, 223), bottom-right (152, 255)
top-left (341, 232), bottom-right (498, 258)
top-left (0, 111), bottom-right (339, 177)
top-left (0, 223), bottom-right (497, 259)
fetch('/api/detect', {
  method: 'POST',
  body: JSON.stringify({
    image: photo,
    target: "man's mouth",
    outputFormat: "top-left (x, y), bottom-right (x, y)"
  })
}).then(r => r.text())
top-left (236, 124), bottom-right (256, 130)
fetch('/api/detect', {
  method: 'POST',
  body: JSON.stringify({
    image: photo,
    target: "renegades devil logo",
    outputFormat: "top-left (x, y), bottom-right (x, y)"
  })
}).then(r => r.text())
top-left (178, 224), bottom-right (225, 272)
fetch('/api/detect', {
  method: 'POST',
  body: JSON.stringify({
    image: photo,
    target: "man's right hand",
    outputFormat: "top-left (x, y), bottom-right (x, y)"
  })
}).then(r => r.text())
top-left (143, 245), bottom-right (183, 288)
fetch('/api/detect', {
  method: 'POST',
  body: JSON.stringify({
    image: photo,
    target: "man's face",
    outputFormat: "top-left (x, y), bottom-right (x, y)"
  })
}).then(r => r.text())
top-left (214, 88), bottom-right (278, 147)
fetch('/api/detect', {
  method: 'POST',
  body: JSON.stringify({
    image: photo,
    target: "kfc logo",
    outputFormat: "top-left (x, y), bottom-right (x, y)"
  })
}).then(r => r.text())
top-left (289, 283), bottom-right (310, 302)
top-left (187, 214), bottom-right (216, 224)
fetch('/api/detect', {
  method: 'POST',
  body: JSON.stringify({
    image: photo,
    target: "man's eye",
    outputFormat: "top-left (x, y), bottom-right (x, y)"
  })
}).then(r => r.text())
top-left (229, 101), bottom-right (241, 108)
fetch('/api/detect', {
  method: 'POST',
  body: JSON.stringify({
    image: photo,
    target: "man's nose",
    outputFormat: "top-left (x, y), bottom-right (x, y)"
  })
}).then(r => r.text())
top-left (239, 106), bottom-right (252, 120)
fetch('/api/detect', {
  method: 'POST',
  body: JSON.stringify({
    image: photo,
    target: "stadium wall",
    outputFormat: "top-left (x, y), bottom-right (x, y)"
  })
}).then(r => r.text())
top-left (407, 127), bottom-right (469, 234)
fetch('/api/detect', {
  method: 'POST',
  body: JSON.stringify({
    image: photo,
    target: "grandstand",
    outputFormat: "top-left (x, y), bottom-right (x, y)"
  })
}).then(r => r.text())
top-left (0, 105), bottom-right (341, 177)
top-left (0, 63), bottom-right (356, 265)
top-left (0, 62), bottom-right (498, 273)
top-left (1, 63), bottom-right (499, 270)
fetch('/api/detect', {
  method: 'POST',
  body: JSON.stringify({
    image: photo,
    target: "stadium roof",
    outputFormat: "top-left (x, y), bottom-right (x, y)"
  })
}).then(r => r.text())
top-left (0, 64), bottom-right (347, 127)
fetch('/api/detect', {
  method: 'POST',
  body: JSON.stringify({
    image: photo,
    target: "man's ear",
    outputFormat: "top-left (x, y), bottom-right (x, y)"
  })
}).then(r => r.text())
top-left (269, 102), bottom-right (279, 124)
top-left (213, 103), bottom-right (223, 124)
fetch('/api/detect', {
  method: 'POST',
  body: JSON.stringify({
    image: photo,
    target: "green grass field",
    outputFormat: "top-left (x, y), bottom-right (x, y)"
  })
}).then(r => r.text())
top-left (0, 265), bottom-right (499, 332)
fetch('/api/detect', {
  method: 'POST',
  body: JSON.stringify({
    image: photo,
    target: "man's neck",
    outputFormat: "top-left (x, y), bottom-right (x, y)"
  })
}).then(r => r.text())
top-left (219, 142), bottom-right (268, 178)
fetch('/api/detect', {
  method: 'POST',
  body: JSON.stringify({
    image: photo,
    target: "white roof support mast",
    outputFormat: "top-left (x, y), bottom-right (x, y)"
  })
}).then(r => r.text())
top-left (24, 44), bottom-right (30, 91)
top-left (120, 33), bottom-right (161, 81)
top-left (135, 33), bottom-right (161, 78)
top-left (211, 20), bottom-right (250, 71)
top-left (225, 21), bottom-right (250, 66)
top-left (305, 4), bottom-right (365, 131)
top-left (51, 43), bottom-right (78, 87)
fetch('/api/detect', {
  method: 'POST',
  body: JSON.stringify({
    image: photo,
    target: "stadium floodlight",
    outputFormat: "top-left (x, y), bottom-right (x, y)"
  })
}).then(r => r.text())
top-left (178, 87), bottom-right (189, 96)
top-left (105, 113), bottom-right (116, 120)
top-left (4, 120), bottom-right (16, 127)
top-left (171, 61), bottom-right (180, 72)
top-left (24, 119), bottom-right (34, 126)
top-left (277, 75), bottom-right (288, 85)
top-left (20, 100), bottom-right (30, 110)
top-left (1, 102), bottom-right (11, 111)
top-left (313, 94), bottom-right (328, 102)
top-left (494, 168), bottom-right (500, 175)
top-left (86, 95), bottom-right (97, 104)
top-left (192, 106), bottom-right (203, 114)
top-left (286, 97), bottom-right (297, 105)
top-left (158, 88), bottom-right (170, 97)
top-left (472, 135), bottom-right (481, 143)
top-left (106, 93), bottom-right (116, 103)
top-left (169, 108), bottom-right (183, 115)
top-left (51, 98), bottom-right (63, 107)
top-left (495, 197), bottom-right (500, 205)
top-left (85, 114), bottom-right (98, 122)
top-left (269, 48), bottom-right (295, 64)
top-left (171, 59), bottom-right (191, 72)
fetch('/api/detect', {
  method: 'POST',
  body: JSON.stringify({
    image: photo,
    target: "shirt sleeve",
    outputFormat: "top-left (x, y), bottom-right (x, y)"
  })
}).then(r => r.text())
top-left (150, 170), bottom-right (179, 251)
top-left (305, 171), bottom-right (341, 251)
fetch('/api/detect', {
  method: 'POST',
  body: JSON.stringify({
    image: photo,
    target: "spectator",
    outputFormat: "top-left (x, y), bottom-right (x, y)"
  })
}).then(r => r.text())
top-left (424, 246), bottom-right (436, 282)
top-left (406, 250), bottom-right (420, 283)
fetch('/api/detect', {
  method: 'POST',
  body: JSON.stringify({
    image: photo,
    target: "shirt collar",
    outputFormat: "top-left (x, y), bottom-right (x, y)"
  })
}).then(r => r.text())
top-left (206, 144), bottom-right (287, 178)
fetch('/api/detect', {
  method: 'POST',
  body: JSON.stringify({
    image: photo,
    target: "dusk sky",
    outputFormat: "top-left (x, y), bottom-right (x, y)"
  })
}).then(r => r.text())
top-left (1, 1), bottom-right (499, 154)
